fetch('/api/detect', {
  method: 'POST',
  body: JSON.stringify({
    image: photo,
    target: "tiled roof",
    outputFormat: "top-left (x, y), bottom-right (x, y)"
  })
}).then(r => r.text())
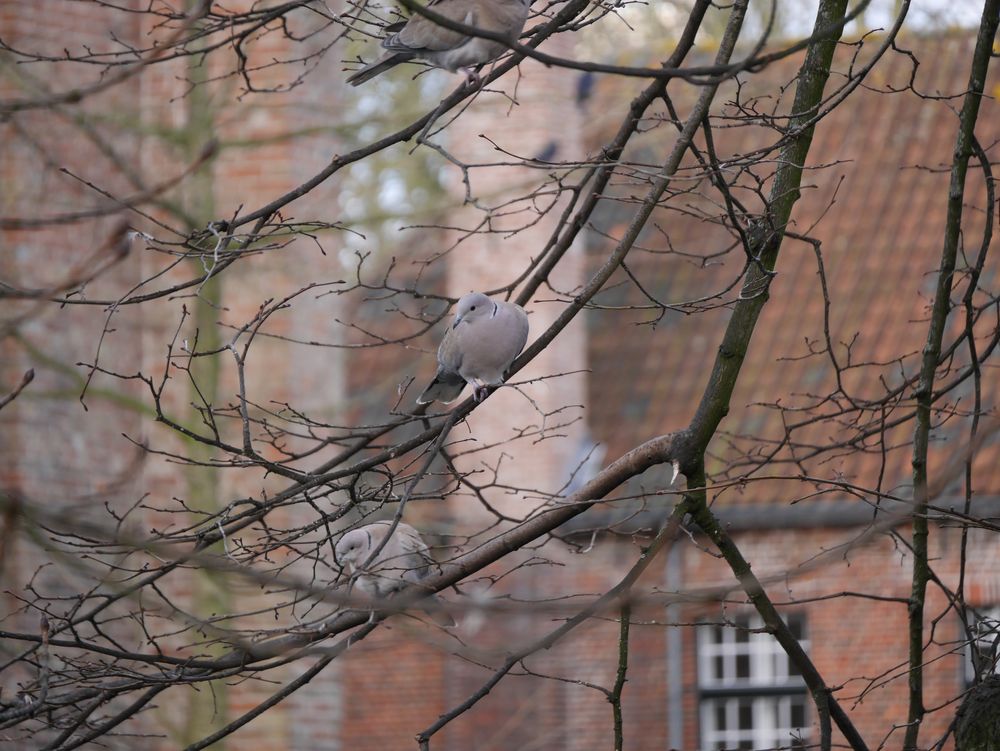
top-left (585, 33), bottom-right (1000, 505)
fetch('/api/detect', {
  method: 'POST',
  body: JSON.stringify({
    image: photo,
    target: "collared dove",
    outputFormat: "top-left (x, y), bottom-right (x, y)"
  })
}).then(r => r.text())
top-left (346, 0), bottom-right (531, 87)
top-left (417, 291), bottom-right (529, 404)
top-left (334, 521), bottom-right (455, 627)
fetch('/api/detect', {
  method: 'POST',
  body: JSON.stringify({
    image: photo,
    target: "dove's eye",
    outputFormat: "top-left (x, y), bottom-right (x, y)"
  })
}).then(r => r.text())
top-left (470, 305), bottom-right (476, 311)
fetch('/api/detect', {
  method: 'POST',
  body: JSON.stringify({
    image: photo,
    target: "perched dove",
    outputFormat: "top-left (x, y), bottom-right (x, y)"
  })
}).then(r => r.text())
top-left (346, 0), bottom-right (531, 87)
top-left (417, 291), bottom-right (529, 404)
top-left (334, 521), bottom-right (455, 627)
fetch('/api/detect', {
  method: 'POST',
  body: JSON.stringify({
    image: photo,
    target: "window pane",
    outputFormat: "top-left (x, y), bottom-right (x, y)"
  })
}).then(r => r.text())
top-left (738, 700), bottom-right (753, 729)
top-left (788, 615), bottom-right (805, 641)
top-left (788, 656), bottom-right (803, 677)
top-left (736, 653), bottom-right (750, 679)
top-left (790, 698), bottom-right (806, 728)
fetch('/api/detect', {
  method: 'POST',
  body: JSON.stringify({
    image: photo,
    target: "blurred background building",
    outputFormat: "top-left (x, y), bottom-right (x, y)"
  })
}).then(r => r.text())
top-left (2, 2), bottom-right (999, 749)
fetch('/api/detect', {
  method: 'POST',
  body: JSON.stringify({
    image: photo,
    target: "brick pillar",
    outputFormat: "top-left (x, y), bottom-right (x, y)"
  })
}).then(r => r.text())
top-left (441, 33), bottom-right (588, 518)
top-left (434, 31), bottom-right (608, 751)
top-left (132, 3), bottom-right (350, 746)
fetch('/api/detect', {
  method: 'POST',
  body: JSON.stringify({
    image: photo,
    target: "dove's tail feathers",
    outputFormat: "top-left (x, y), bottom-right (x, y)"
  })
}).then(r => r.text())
top-left (416, 373), bottom-right (466, 404)
top-left (346, 53), bottom-right (407, 86)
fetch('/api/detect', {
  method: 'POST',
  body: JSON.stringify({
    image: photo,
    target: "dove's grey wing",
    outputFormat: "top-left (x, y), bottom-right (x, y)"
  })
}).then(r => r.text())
top-left (355, 522), bottom-right (408, 596)
top-left (349, 0), bottom-right (529, 85)
top-left (417, 324), bottom-right (467, 404)
top-left (395, 524), bottom-right (455, 627)
top-left (436, 324), bottom-right (464, 374)
top-left (365, 523), bottom-right (434, 600)
top-left (394, 523), bottom-right (436, 583)
top-left (489, 0), bottom-right (531, 39)
top-left (368, 520), bottom-right (408, 567)
top-left (384, 0), bottom-right (475, 54)
top-left (346, 1), bottom-right (452, 86)
top-left (497, 301), bottom-right (529, 366)
top-left (369, 522), bottom-right (431, 583)
top-left (414, 0), bottom-right (529, 71)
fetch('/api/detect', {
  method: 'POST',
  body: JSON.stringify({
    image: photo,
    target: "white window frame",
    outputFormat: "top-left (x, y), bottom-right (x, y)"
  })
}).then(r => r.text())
top-left (697, 613), bottom-right (810, 751)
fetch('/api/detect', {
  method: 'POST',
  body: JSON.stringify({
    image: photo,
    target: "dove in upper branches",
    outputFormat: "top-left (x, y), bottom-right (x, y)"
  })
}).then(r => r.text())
top-left (346, 0), bottom-right (531, 87)
top-left (334, 521), bottom-right (455, 627)
top-left (417, 291), bottom-right (529, 404)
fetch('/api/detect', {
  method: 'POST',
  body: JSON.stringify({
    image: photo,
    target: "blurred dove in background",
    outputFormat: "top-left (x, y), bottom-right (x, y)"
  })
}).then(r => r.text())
top-left (417, 291), bottom-right (529, 404)
top-left (334, 521), bottom-right (455, 627)
top-left (346, 0), bottom-right (531, 87)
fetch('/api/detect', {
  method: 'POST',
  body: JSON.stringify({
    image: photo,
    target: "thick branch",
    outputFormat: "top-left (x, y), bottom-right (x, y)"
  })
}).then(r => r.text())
top-left (687, 0), bottom-right (852, 456)
top-left (903, 4), bottom-right (1000, 749)
top-left (676, 0), bottom-right (871, 748)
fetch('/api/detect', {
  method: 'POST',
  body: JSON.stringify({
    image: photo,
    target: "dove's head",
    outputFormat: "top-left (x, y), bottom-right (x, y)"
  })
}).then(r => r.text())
top-left (334, 528), bottom-right (369, 574)
top-left (453, 292), bottom-right (494, 328)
